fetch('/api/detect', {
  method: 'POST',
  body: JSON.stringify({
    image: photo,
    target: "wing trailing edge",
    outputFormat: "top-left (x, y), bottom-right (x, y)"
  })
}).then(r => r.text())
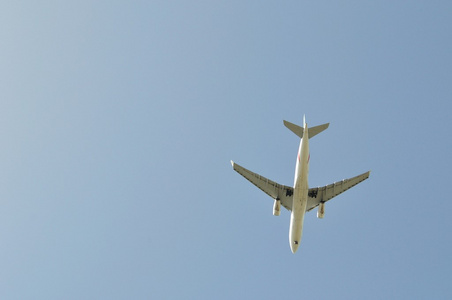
top-left (231, 161), bottom-right (294, 211)
top-left (306, 171), bottom-right (371, 211)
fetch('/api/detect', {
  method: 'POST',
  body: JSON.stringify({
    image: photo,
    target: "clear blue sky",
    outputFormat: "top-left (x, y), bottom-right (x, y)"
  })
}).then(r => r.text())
top-left (1, 1), bottom-right (451, 299)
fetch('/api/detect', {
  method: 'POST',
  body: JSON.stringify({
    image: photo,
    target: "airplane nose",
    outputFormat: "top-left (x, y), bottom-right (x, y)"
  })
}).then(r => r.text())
top-left (290, 241), bottom-right (299, 254)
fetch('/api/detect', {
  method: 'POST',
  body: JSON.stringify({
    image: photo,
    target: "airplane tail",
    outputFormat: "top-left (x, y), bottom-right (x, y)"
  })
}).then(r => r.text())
top-left (283, 120), bottom-right (329, 139)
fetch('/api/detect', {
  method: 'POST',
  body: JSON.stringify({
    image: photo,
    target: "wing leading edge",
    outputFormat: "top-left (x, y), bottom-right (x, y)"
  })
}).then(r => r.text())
top-left (231, 161), bottom-right (370, 213)
top-left (231, 161), bottom-right (294, 211)
top-left (306, 171), bottom-right (371, 211)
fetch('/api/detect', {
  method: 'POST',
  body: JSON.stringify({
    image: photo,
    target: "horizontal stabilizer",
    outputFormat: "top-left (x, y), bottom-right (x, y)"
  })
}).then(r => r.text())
top-left (283, 120), bottom-right (329, 139)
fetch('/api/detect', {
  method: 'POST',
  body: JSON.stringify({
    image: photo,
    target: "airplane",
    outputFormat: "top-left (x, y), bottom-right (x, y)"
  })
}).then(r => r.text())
top-left (231, 116), bottom-right (370, 253)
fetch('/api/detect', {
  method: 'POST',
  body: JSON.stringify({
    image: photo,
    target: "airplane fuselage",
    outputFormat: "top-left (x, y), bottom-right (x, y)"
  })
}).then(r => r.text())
top-left (231, 116), bottom-right (370, 254)
top-left (289, 122), bottom-right (309, 253)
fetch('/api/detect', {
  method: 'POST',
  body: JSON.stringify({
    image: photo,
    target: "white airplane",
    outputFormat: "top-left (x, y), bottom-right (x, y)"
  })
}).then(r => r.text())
top-left (231, 116), bottom-right (370, 253)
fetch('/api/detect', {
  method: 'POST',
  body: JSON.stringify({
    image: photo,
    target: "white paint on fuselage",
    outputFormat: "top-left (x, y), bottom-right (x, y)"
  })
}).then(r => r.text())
top-left (289, 122), bottom-right (309, 253)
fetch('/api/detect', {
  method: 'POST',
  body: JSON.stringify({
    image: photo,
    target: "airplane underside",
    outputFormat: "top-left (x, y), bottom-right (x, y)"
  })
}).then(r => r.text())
top-left (231, 116), bottom-right (370, 253)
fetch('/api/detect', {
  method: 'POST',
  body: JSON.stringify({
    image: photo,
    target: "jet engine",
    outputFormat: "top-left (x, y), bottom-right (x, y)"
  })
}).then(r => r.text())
top-left (317, 202), bottom-right (325, 219)
top-left (273, 199), bottom-right (281, 216)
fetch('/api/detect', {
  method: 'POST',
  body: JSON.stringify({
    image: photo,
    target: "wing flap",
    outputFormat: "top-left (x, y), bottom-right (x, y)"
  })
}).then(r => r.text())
top-left (306, 171), bottom-right (370, 211)
top-left (231, 161), bottom-right (293, 211)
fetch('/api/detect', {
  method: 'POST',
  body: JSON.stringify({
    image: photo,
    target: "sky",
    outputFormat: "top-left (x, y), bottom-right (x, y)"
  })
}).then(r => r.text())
top-left (0, 1), bottom-right (451, 299)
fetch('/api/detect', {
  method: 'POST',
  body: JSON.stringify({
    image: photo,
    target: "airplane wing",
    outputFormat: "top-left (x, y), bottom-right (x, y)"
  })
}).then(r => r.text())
top-left (231, 161), bottom-right (294, 211)
top-left (306, 171), bottom-right (370, 211)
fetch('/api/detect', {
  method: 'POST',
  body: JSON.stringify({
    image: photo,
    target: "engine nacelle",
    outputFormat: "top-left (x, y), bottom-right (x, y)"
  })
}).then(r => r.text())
top-left (273, 199), bottom-right (281, 216)
top-left (317, 202), bottom-right (325, 219)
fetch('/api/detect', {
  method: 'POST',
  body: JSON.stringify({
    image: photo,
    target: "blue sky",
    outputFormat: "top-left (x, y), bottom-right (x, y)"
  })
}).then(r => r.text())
top-left (1, 1), bottom-right (451, 299)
